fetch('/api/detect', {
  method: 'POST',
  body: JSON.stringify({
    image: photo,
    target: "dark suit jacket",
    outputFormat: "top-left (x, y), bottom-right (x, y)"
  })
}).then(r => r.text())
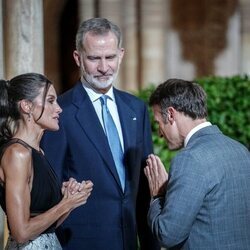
top-left (148, 125), bottom-right (250, 250)
top-left (42, 81), bottom-right (159, 250)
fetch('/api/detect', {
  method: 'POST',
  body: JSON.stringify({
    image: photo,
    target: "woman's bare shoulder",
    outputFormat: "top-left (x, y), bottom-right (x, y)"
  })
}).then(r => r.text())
top-left (1, 143), bottom-right (32, 171)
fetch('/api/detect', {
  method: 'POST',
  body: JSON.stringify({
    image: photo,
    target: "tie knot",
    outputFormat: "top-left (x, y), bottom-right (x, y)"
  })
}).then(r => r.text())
top-left (100, 95), bottom-right (108, 106)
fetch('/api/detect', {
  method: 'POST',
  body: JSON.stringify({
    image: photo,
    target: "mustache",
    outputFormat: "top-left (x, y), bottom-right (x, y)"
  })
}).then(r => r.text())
top-left (94, 74), bottom-right (113, 77)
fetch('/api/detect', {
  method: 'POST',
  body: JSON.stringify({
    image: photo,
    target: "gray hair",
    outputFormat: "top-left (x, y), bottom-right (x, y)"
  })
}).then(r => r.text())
top-left (75, 17), bottom-right (122, 52)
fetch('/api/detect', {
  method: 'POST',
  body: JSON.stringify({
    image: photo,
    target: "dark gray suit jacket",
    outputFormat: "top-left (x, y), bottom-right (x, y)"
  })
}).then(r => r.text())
top-left (148, 125), bottom-right (250, 249)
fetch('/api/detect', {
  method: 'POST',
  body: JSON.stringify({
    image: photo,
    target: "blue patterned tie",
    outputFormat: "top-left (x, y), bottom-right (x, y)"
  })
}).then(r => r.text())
top-left (100, 95), bottom-right (125, 191)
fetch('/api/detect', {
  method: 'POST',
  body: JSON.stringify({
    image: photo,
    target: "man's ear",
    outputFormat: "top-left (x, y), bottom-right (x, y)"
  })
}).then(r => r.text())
top-left (167, 107), bottom-right (175, 124)
top-left (118, 48), bottom-right (125, 64)
top-left (19, 99), bottom-right (32, 114)
top-left (73, 50), bottom-right (81, 67)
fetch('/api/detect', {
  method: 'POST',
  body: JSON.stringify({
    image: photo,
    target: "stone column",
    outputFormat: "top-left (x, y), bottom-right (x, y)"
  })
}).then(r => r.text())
top-left (78, 0), bottom-right (95, 21)
top-left (122, 0), bottom-right (138, 91)
top-left (240, 0), bottom-right (250, 75)
top-left (76, 0), bottom-right (95, 91)
top-left (4, 0), bottom-right (44, 79)
top-left (140, 0), bottom-right (166, 87)
top-left (214, 8), bottom-right (241, 76)
top-left (43, 0), bottom-right (67, 92)
top-left (99, 0), bottom-right (122, 30)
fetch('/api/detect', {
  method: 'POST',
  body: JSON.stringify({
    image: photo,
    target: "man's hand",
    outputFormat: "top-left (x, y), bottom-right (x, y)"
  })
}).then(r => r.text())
top-left (144, 154), bottom-right (168, 197)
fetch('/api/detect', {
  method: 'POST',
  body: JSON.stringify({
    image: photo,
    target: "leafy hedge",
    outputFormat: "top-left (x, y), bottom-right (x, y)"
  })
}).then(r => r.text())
top-left (136, 75), bottom-right (250, 170)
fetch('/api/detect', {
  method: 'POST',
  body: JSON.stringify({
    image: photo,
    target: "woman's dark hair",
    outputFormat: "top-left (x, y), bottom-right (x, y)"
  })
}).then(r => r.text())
top-left (0, 73), bottom-right (51, 146)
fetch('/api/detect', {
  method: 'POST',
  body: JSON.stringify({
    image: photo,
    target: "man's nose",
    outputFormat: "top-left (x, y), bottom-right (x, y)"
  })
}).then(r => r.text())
top-left (97, 59), bottom-right (108, 73)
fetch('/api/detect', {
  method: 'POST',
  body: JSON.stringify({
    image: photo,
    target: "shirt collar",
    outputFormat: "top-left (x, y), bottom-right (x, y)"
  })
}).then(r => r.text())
top-left (184, 121), bottom-right (212, 147)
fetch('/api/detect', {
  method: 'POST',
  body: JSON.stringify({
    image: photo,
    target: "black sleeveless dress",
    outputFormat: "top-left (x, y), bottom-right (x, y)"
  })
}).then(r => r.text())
top-left (0, 139), bottom-right (63, 249)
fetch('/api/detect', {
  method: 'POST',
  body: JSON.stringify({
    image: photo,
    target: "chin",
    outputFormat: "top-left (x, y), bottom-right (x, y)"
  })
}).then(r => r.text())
top-left (48, 125), bottom-right (59, 131)
top-left (94, 82), bottom-right (112, 90)
top-left (168, 146), bottom-right (176, 151)
top-left (168, 143), bottom-right (180, 151)
top-left (54, 126), bottom-right (60, 131)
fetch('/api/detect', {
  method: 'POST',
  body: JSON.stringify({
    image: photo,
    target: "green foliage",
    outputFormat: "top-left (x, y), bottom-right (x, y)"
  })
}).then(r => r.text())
top-left (136, 75), bottom-right (250, 170)
top-left (196, 75), bottom-right (250, 149)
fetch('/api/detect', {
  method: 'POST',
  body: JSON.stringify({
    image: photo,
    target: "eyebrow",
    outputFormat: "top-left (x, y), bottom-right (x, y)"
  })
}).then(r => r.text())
top-left (87, 53), bottom-right (117, 58)
top-left (47, 94), bottom-right (56, 98)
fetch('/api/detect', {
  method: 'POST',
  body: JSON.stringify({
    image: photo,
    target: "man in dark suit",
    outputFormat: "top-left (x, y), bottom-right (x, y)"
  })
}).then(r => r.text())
top-left (42, 18), bottom-right (159, 250)
top-left (144, 78), bottom-right (250, 250)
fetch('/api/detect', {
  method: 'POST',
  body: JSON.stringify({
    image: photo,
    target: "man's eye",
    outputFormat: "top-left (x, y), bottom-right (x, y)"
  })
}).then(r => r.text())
top-left (88, 57), bottom-right (98, 61)
top-left (106, 56), bottom-right (116, 60)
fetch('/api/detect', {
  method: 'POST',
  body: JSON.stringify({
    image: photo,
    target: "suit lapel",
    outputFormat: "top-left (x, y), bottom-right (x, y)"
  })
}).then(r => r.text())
top-left (72, 84), bottom-right (121, 187)
top-left (114, 89), bottom-right (137, 179)
top-left (115, 93), bottom-right (137, 154)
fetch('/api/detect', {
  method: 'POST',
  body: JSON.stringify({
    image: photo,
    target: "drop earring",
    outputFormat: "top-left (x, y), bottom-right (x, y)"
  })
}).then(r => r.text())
top-left (28, 112), bottom-right (32, 122)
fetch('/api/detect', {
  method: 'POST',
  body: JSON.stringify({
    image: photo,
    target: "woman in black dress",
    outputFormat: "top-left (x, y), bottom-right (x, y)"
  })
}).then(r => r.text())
top-left (0, 73), bottom-right (93, 249)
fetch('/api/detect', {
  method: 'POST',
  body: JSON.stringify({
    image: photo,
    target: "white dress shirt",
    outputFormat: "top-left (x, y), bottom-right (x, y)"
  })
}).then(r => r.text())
top-left (82, 82), bottom-right (124, 151)
top-left (184, 121), bottom-right (212, 147)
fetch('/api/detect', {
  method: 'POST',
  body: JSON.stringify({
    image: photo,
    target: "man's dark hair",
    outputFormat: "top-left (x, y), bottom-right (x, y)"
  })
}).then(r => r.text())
top-left (149, 78), bottom-right (208, 119)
